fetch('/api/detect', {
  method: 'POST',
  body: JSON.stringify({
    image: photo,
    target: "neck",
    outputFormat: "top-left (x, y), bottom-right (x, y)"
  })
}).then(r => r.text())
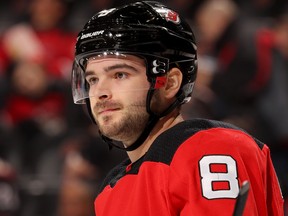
top-left (126, 110), bottom-right (184, 163)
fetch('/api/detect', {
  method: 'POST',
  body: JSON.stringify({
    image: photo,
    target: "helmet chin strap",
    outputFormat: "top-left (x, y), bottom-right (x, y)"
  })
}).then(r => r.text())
top-left (98, 88), bottom-right (185, 152)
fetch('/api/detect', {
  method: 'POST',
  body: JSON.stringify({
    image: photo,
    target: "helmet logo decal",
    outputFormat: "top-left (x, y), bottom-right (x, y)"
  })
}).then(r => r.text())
top-left (152, 59), bottom-right (166, 74)
top-left (154, 8), bottom-right (180, 24)
top-left (166, 10), bottom-right (180, 23)
top-left (80, 30), bottom-right (104, 39)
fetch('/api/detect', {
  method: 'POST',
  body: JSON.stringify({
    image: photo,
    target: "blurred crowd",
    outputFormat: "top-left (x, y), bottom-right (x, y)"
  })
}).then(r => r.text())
top-left (0, 0), bottom-right (287, 215)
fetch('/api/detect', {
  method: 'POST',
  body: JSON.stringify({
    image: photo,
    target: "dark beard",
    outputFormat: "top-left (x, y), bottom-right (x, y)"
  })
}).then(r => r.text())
top-left (96, 100), bottom-right (149, 142)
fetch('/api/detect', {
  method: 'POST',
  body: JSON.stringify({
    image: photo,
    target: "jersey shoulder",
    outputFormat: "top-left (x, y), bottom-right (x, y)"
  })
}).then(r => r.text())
top-left (145, 118), bottom-right (264, 165)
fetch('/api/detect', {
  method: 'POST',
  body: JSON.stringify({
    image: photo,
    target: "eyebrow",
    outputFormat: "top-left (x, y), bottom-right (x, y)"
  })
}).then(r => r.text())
top-left (85, 63), bottom-right (139, 77)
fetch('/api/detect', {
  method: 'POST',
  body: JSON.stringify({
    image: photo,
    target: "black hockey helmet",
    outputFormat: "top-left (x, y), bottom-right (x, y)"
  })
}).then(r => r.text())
top-left (71, 1), bottom-right (198, 151)
top-left (72, 1), bottom-right (197, 104)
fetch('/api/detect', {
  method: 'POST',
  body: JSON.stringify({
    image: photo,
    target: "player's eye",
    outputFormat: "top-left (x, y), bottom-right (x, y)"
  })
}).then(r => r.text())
top-left (114, 72), bottom-right (128, 79)
top-left (86, 76), bottom-right (98, 85)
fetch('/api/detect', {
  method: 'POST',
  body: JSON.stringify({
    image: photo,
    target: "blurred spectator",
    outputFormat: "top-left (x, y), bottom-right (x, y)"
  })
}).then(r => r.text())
top-left (0, 60), bottom-right (69, 216)
top-left (0, 0), bottom-right (76, 81)
top-left (3, 61), bottom-right (67, 136)
top-left (0, 0), bottom-right (77, 215)
top-left (182, 0), bottom-right (238, 120)
top-left (192, 0), bottom-right (288, 144)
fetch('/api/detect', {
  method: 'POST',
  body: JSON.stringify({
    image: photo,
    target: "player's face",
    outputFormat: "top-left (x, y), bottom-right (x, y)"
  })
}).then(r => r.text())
top-left (85, 55), bottom-right (150, 143)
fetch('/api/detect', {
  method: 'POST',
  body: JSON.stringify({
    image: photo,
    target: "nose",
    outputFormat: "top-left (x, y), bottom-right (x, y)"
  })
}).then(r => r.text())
top-left (98, 89), bottom-right (112, 100)
top-left (90, 79), bottom-right (112, 101)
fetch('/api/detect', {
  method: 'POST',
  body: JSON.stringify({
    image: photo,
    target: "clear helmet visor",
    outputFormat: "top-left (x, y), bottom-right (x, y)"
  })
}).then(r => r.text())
top-left (72, 51), bottom-right (170, 104)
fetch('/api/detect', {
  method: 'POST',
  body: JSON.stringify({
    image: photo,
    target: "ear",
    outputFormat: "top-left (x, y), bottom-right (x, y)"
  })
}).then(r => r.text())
top-left (163, 67), bottom-right (183, 99)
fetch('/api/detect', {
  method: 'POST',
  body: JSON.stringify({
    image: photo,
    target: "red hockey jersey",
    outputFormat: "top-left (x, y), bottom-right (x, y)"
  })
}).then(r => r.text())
top-left (95, 119), bottom-right (284, 215)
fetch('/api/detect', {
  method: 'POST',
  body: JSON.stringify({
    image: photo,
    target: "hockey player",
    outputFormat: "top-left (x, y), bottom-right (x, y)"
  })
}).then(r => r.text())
top-left (71, 1), bottom-right (284, 215)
